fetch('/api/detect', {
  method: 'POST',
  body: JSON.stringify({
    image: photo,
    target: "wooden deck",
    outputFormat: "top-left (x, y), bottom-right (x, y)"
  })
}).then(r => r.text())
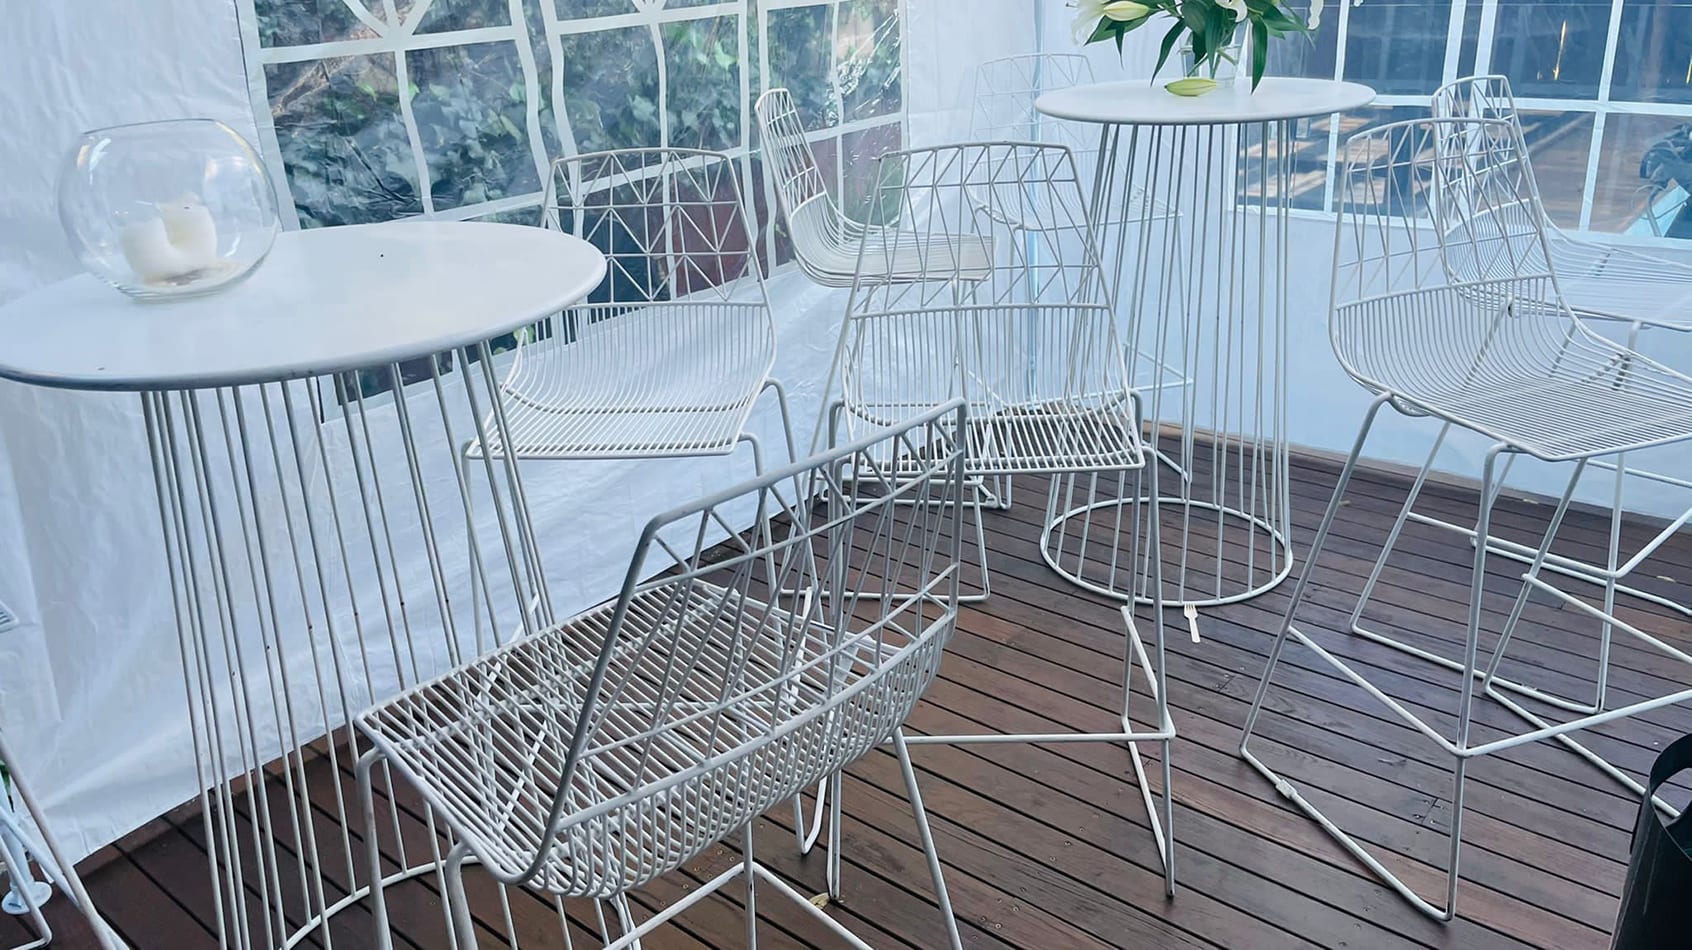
top-left (21, 448), bottom-right (1692, 949)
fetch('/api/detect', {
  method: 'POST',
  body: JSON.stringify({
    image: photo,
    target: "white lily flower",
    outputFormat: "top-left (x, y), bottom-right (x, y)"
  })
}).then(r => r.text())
top-left (1308, 0), bottom-right (1324, 29)
top-left (1072, 0), bottom-right (1151, 44)
top-left (1217, 0), bottom-right (1249, 23)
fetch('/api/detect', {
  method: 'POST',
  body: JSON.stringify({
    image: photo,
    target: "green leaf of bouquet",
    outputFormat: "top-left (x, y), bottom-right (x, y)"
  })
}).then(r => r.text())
top-left (1251, 19), bottom-right (1269, 88)
top-left (1154, 19), bottom-right (1186, 76)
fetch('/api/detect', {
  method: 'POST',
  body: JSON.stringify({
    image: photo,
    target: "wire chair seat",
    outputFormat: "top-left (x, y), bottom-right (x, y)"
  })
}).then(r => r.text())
top-left (1335, 280), bottom-right (1692, 461)
top-left (358, 577), bottom-right (945, 898)
top-left (472, 299), bottom-right (775, 459)
top-left (1546, 231), bottom-right (1692, 329)
top-left (467, 147), bottom-right (789, 464)
top-left (840, 296), bottom-right (1147, 477)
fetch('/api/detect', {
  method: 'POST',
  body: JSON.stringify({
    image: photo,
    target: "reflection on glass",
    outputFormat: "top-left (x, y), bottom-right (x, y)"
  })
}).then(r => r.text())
top-left (1514, 110), bottom-right (1593, 229)
top-left (769, 5), bottom-right (836, 131)
top-left (265, 56), bottom-right (422, 226)
top-left (559, 27), bottom-right (661, 152)
top-left (1593, 114), bottom-right (1692, 238)
top-left (1486, 0), bottom-right (1607, 99)
top-left (664, 16), bottom-right (742, 151)
top-left (840, 0), bottom-right (900, 122)
top-left (1612, 1), bottom-right (1692, 105)
top-left (1343, 0), bottom-right (1452, 95)
top-left (556, 0), bottom-right (629, 17)
top-left (842, 122), bottom-right (902, 224)
top-left (414, 0), bottom-right (509, 33)
top-left (254, 0), bottom-right (377, 48)
top-left (408, 42), bottom-right (541, 210)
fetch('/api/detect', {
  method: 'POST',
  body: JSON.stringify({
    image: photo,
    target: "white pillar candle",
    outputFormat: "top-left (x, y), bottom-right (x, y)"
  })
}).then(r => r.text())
top-left (118, 216), bottom-right (190, 283)
top-left (159, 198), bottom-right (219, 270)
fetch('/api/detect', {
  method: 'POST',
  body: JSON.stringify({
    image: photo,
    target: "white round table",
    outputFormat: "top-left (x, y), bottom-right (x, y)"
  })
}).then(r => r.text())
top-left (1036, 77), bottom-right (1375, 609)
top-left (0, 220), bottom-right (605, 949)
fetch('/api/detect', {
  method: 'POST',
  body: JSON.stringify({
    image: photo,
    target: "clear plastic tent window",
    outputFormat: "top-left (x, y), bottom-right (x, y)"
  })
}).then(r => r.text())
top-left (241, 0), bottom-right (905, 281)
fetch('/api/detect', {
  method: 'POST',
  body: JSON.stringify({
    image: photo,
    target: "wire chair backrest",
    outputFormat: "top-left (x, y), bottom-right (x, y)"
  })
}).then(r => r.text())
top-left (541, 147), bottom-right (766, 308)
top-left (754, 89), bottom-right (845, 261)
top-left (969, 54), bottom-right (1128, 234)
top-left (840, 142), bottom-right (1128, 468)
top-left (970, 54), bottom-right (1098, 154)
top-left (1426, 75), bottom-right (1559, 287)
top-left (382, 402), bottom-right (968, 893)
top-left (1330, 117), bottom-right (1574, 392)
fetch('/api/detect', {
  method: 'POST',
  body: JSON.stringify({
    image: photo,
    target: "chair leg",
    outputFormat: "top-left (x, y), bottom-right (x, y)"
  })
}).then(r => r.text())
top-left (892, 728), bottom-right (963, 950)
top-left (1347, 422), bottom-right (1449, 636)
top-left (0, 814), bottom-right (53, 949)
top-left (356, 750), bottom-right (395, 950)
top-left (743, 825), bottom-right (759, 950)
top-left (443, 842), bottom-right (480, 949)
top-left (1237, 397), bottom-right (1384, 753)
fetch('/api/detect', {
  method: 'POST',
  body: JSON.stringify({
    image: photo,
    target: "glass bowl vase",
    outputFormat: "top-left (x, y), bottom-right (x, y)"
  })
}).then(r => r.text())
top-left (58, 119), bottom-right (280, 299)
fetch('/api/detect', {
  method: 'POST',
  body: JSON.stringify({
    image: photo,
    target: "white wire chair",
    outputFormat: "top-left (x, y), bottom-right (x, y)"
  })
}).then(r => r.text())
top-left (0, 731), bottom-right (122, 950)
top-left (811, 140), bottom-right (1175, 897)
top-left (356, 402), bottom-right (969, 950)
top-left (1407, 75), bottom-right (1692, 724)
top-left (465, 146), bottom-right (794, 469)
top-left (1239, 116), bottom-right (1692, 922)
top-left (753, 88), bottom-right (995, 289)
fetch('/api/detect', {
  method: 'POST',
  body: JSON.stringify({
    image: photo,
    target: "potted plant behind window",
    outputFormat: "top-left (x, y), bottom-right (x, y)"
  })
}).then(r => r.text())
top-left (1072, 0), bottom-right (1323, 96)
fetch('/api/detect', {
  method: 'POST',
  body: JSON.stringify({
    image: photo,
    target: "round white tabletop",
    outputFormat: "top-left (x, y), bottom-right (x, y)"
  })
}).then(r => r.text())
top-left (1036, 76), bottom-right (1376, 126)
top-left (0, 221), bottom-right (607, 391)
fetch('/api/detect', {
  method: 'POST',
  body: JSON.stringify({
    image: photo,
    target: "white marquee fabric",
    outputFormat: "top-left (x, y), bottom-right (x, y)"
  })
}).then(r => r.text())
top-left (3, 0), bottom-right (1690, 862)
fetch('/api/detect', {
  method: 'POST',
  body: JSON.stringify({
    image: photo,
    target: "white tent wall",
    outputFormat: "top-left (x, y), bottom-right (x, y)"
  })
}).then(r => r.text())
top-left (1037, 3), bottom-right (1692, 522)
top-left (0, 0), bottom-right (1036, 859)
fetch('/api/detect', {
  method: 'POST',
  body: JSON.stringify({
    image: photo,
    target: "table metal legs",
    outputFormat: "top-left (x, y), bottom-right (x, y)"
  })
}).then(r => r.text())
top-left (141, 345), bottom-right (588, 949)
top-left (1045, 119), bottom-right (1294, 610)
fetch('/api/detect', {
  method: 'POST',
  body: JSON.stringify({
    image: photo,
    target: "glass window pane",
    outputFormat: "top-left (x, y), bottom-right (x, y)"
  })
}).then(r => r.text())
top-left (842, 121), bottom-right (901, 223)
top-left (839, 0), bottom-right (900, 122)
top-left (556, 0), bottom-right (631, 18)
top-left (1485, 0), bottom-right (1609, 100)
top-left (558, 27), bottom-right (661, 152)
top-left (768, 5), bottom-right (836, 131)
top-left (1343, 0), bottom-right (1452, 96)
top-left (664, 16), bottom-right (743, 151)
top-left (1611, 1), bottom-right (1692, 104)
top-left (254, 0), bottom-right (377, 47)
top-left (1515, 110), bottom-right (1595, 230)
top-left (1592, 114), bottom-right (1692, 238)
top-left (1266, 1), bottom-right (1336, 79)
top-left (414, 0), bottom-right (510, 33)
top-left (407, 42), bottom-right (542, 210)
top-left (265, 56), bottom-right (423, 226)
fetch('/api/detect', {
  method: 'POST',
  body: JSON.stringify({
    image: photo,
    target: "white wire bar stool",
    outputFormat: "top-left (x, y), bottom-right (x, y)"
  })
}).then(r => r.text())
top-left (355, 402), bottom-right (970, 950)
top-left (815, 141), bottom-right (1176, 898)
top-left (970, 53), bottom-right (1190, 439)
top-left (753, 89), bottom-right (995, 290)
top-left (0, 730), bottom-right (122, 949)
top-left (1239, 116), bottom-right (1692, 921)
top-left (466, 147), bottom-right (794, 475)
top-left (1336, 77), bottom-right (1692, 803)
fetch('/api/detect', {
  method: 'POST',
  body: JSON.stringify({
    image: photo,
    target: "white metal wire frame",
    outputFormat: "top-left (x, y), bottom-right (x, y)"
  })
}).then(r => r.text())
top-left (813, 141), bottom-right (1176, 897)
top-left (466, 148), bottom-right (793, 467)
top-left (1380, 75), bottom-right (1692, 748)
top-left (1050, 114), bottom-right (1295, 611)
top-left (356, 402), bottom-right (969, 950)
top-left (141, 350), bottom-right (604, 950)
top-left (0, 731), bottom-right (122, 950)
top-left (970, 54), bottom-right (1189, 408)
top-left (754, 88), bottom-right (995, 289)
top-left (1239, 116), bottom-right (1692, 922)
